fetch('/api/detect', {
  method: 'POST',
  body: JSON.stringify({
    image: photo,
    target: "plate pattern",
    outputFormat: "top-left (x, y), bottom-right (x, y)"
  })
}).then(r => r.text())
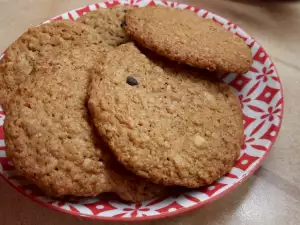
top-left (0, 0), bottom-right (283, 221)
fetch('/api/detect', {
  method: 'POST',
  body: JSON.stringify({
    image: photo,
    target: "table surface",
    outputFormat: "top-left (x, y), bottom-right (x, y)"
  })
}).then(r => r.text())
top-left (0, 0), bottom-right (299, 224)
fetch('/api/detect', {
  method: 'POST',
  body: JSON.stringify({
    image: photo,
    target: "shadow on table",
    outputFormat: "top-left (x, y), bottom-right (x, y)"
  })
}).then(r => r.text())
top-left (229, 0), bottom-right (300, 18)
top-left (230, 0), bottom-right (300, 2)
top-left (210, 0), bottom-right (300, 37)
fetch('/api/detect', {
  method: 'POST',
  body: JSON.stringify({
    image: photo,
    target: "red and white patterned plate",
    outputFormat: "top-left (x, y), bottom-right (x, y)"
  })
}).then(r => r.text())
top-left (0, 0), bottom-right (283, 222)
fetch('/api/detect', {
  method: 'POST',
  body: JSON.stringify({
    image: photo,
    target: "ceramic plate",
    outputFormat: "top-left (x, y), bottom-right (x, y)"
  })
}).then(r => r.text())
top-left (0, 0), bottom-right (283, 222)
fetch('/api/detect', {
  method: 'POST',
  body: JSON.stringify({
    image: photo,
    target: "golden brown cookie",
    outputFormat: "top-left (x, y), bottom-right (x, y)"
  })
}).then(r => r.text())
top-left (78, 6), bottom-right (132, 46)
top-left (125, 7), bottom-right (252, 73)
top-left (0, 20), bottom-right (104, 108)
top-left (4, 48), bottom-right (167, 201)
top-left (88, 43), bottom-right (243, 188)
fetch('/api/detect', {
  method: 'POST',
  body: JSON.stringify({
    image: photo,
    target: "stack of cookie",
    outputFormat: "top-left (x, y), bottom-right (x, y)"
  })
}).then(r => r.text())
top-left (0, 6), bottom-right (252, 202)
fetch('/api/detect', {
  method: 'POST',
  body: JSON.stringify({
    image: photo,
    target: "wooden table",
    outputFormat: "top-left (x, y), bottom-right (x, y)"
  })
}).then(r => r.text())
top-left (0, 0), bottom-right (299, 224)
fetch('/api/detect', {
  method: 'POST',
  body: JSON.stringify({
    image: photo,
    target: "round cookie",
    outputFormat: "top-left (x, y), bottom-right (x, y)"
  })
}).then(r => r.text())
top-left (78, 6), bottom-right (132, 46)
top-left (125, 7), bottom-right (253, 74)
top-left (88, 43), bottom-right (243, 188)
top-left (0, 20), bottom-right (104, 108)
top-left (4, 49), bottom-right (167, 201)
top-left (4, 55), bottom-right (110, 197)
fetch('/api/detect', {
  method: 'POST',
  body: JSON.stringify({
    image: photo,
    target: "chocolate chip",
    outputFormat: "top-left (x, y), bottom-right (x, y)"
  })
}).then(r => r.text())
top-left (120, 19), bottom-right (127, 27)
top-left (123, 9), bottom-right (128, 13)
top-left (126, 76), bottom-right (138, 86)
